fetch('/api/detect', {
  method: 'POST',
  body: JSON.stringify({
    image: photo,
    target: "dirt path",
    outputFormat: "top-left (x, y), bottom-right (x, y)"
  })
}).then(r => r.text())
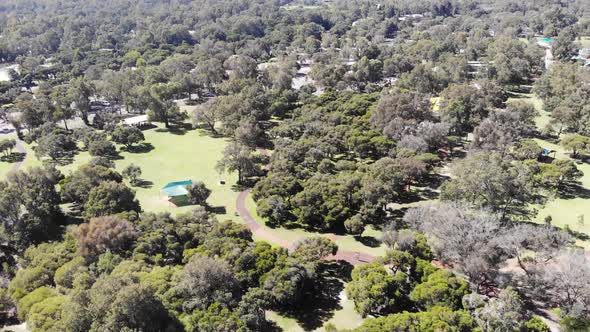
top-left (235, 148), bottom-right (376, 265)
top-left (10, 140), bottom-right (26, 173)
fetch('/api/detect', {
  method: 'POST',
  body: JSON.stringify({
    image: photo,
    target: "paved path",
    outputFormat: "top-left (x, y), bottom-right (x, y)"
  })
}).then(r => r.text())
top-left (235, 147), bottom-right (376, 266)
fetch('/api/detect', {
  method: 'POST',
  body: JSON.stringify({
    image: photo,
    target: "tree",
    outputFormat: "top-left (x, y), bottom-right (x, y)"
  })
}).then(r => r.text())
top-left (347, 262), bottom-right (410, 317)
top-left (61, 163), bottom-right (123, 204)
top-left (536, 250), bottom-right (590, 321)
top-left (410, 270), bottom-right (469, 310)
top-left (440, 152), bottom-right (538, 219)
top-left (477, 288), bottom-right (527, 332)
top-left (176, 254), bottom-right (239, 311)
top-left (0, 167), bottom-right (63, 251)
top-left (256, 195), bottom-right (290, 225)
top-left (344, 214), bottom-right (365, 235)
top-left (68, 77), bottom-right (95, 126)
top-left (111, 126), bottom-right (145, 149)
top-left (16, 286), bottom-right (56, 321)
top-left (353, 306), bottom-right (477, 332)
top-left (293, 237), bottom-right (337, 262)
top-left (0, 138), bottom-right (16, 157)
top-left (404, 203), bottom-right (507, 291)
top-left (87, 138), bottom-right (117, 158)
top-left (539, 159), bottom-right (584, 188)
top-left (27, 295), bottom-right (67, 332)
top-left (185, 303), bottom-right (247, 332)
top-left (439, 83), bottom-right (491, 135)
top-left (216, 142), bottom-right (261, 184)
top-left (50, 85), bottom-right (76, 131)
top-left (370, 90), bottom-right (433, 140)
top-left (560, 134), bottom-right (590, 159)
top-left (553, 26), bottom-right (578, 62)
top-left (73, 216), bottom-right (138, 260)
top-left (145, 85), bottom-right (186, 128)
top-left (63, 275), bottom-right (178, 332)
top-left (122, 164), bottom-right (142, 186)
top-left (192, 99), bottom-right (218, 133)
top-left (83, 181), bottom-right (140, 218)
top-left (187, 181), bottom-right (211, 206)
top-left (34, 132), bottom-right (76, 161)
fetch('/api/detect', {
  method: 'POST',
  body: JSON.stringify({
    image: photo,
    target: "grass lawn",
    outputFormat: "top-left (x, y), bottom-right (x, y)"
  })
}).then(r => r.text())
top-left (267, 288), bottom-right (365, 332)
top-left (56, 123), bottom-right (240, 220)
top-left (0, 133), bottom-right (42, 179)
top-left (508, 92), bottom-right (590, 247)
top-left (430, 96), bottom-right (440, 112)
top-left (578, 36), bottom-right (590, 48)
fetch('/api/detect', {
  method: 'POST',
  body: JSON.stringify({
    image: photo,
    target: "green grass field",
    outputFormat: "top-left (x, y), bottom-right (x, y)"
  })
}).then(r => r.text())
top-left (508, 92), bottom-right (590, 247)
top-left (0, 133), bottom-right (42, 179)
top-left (267, 289), bottom-right (365, 331)
top-left (56, 124), bottom-right (240, 220)
top-left (578, 36), bottom-right (590, 48)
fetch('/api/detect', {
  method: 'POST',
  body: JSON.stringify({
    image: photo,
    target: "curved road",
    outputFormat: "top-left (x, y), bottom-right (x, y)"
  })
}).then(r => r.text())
top-left (236, 148), bottom-right (376, 265)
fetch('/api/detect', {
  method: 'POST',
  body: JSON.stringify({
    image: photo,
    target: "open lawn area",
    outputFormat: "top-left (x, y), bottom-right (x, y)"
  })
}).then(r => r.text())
top-left (0, 133), bottom-right (41, 178)
top-left (508, 92), bottom-right (590, 248)
top-left (267, 288), bottom-right (365, 332)
top-left (578, 36), bottom-right (590, 48)
top-left (56, 123), bottom-right (240, 220)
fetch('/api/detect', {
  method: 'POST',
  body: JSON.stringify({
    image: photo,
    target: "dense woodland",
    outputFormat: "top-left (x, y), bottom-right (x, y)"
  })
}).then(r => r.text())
top-left (1, 0), bottom-right (590, 331)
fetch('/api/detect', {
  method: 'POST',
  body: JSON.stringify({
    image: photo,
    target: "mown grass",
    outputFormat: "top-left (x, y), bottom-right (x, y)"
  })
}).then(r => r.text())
top-left (56, 123), bottom-right (240, 220)
top-left (0, 133), bottom-right (42, 179)
top-left (508, 92), bottom-right (590, 247)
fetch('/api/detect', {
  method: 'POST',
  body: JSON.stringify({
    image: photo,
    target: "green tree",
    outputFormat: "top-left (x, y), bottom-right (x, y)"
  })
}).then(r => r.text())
top-left (347, 263), bottom-right (410, 317)
top-left (216, 142), bottom-right (261, 184)
top-left (410, 270), bottom-right (469, 310)
top-left (68, 77), bottom-right (95, 126)
top-left (122, 164), bottom-right (142, 186)
top-left (28, 295), bottom-right (67, 332)
top-left (440, 152), bottom-right (538, 219)
top-left (0, 167), bottom-right (63, 251)
top-left (353, 306), bottom-right (477, 332)
top-left (61, 163), bottom-right (123, 204)
top-left (561, 134), bottom-right (590, 158)
top-left (87, 138), bottom-right (117, 158)
top-left (187, 181), bottom-right (211, 206)
top-left (83, 181), bottom-right (140, 218)
top-left (111, 126), bottom-right (145, 149)
top-left (16, 286), bottom-right (56, 321)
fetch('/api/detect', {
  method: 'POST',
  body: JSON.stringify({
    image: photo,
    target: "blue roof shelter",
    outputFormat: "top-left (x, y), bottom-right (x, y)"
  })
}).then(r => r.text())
top-left (161, 180), bottom-right (192, 197)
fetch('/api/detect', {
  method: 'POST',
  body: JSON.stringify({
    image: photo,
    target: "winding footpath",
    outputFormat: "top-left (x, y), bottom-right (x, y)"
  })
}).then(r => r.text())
top-left (235, 148), bottom-right (376, 266)
top-left (10, 140), bottom-right (26, 173)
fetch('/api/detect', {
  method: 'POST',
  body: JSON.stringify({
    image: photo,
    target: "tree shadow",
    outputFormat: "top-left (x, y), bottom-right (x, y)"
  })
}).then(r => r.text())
top-left (278, 261), bottom-right (351, 330)
top-left (354, 235), bottom-right (381, 248)
top-left (169, 195), bottom-right (191, 207)
top-left (206, 205), bottom-right (227, 215)
top-left (557, 182), bottom-right (590, 200)
top-left (135, 179), bottom-right (154, 189)
top-left (0, 152), bottom-right (25, 163)
top-left (565, 227), bottom-right (590, 241)
top-left (260, 320), bottom-right (282, 332)
top-left (155, 122), bottom-right (195, 136)
top-left (125, 142), bottom-right (155, 154)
